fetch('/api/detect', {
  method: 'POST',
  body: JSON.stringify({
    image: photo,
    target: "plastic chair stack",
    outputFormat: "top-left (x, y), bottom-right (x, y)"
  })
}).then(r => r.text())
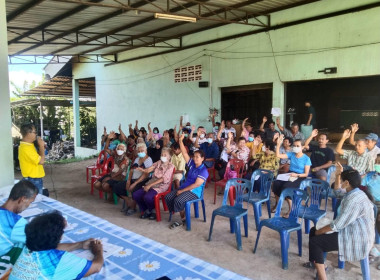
top-left (242, 169), bottom-right (274, 230)
top-left (208, 178), bottom-right (250, 251)
top-left (213, 159), bottom-right (245, 204)
top-left (299, 179), bottom-right (330, 234)
top-left (154, 168), bottom-right (175, 222)
top-left (253, 188), bottom-right (309, 269)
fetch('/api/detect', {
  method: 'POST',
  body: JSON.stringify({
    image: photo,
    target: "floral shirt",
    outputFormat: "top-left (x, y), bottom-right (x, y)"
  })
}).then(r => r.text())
top-left (148, 161), bottom-right (174, 193)
top-left (111, 154), bottom-right (129, 180)
top-left (233, 145), bottom-right (250, 163)
top-left (254, 151), bottom-right (280, 176)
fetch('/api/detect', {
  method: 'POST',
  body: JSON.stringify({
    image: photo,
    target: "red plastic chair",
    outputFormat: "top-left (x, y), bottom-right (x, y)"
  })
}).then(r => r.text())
top-left (90, 156), bottom-right (114, 199)
top-left (154, 167), bottom-right (175, 222)
top-left (213, 159), bottom-right (244, 204)
top-left (86, 150), bottom-right (106, 183)
top-left (205, 160), bottom-right (216, 189)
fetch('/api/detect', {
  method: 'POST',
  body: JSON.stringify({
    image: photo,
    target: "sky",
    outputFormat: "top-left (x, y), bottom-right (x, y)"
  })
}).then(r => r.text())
top-left (8, 62), bottom-right (46, 98)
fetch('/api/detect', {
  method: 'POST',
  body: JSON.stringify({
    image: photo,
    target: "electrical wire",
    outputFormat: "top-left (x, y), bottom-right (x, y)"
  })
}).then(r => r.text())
top-left (48, 162), bottom-right (58, 200)
top-left (267, 32), bottom-right (282, 82)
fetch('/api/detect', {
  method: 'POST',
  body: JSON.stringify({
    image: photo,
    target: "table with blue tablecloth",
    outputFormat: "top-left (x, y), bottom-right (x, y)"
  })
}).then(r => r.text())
top-left (4, 195), bottom-right (250, 280)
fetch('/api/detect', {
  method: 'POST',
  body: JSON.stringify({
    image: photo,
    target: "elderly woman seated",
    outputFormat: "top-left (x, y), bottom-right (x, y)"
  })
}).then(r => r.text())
top-left (9, 211), bottom-right (103, 280)
top-left (94, 140), bottom-right (130, 202)
top-left (132, 147), bottom-right (175, 220)
top-left (166, 134), bottom-right (209, 228)
top-left (112, 143), bottom-right (153, 216)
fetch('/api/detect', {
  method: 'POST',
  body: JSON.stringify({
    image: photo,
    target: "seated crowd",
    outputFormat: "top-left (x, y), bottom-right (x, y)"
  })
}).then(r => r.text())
top-left (1, 115), bottom-right (380, 279)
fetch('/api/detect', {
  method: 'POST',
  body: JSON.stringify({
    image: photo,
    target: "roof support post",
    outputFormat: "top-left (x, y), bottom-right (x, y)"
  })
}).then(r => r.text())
top-left (72, 78), bottom-right (80, 148)
top-left (0, 0), bottom-right (15, 188)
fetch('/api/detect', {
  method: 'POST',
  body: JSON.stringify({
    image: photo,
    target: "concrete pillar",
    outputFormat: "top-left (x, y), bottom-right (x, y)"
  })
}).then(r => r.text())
top-left (272, 81), bottom-right (285, 126)
top-left (72, 79), bottom-right (80, 148)
top-left (0, 0), bottom-right (15, 192)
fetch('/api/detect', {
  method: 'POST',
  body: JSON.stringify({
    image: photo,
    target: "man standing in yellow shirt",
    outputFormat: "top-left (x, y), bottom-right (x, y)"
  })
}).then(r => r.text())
top-left (18, 124), bottom-right (45, 194)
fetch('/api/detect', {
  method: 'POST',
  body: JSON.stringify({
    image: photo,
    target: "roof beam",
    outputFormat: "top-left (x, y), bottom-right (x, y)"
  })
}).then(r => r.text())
top-left (51, 0), bottom-right (209, 55)
top-left (99, 0), bottom-right (265, 55)
top-left (8, 0), bottom-right (104, 47)
top-left (7, 0), bottom-right (46, 22)
top-left (13, 0), bottom-right (154, 55)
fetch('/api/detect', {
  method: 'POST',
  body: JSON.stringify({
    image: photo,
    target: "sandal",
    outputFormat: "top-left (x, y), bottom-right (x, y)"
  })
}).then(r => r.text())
top-left (282, 213), bottom-right (290, 219)
top-left (125, 209), bottom-right (136, 216)
top-left (303, 261), bottom-right (315, 269)
top-left (169, 221), bottom-right (182, 229)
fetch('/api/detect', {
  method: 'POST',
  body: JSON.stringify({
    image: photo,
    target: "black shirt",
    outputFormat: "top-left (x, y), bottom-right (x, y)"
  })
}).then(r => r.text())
top-left (307, 106), bottom-right (317, 126)
top-left (308, 145), bottom-right (335, 169)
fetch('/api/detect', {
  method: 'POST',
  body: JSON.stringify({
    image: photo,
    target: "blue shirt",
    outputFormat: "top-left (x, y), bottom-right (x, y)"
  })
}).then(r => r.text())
top-left (0, 208), bottom-right (27, 256)
top-left (362, 172), bottom-right (380, 202)
top-left (199, 142), bottom-right (219, 160)
top-left (286, 152), bottom-right (311, 174)
top-left (10, 247), bottom-right (92, 280)
top-left (180, 159), bottom-right (209, 198)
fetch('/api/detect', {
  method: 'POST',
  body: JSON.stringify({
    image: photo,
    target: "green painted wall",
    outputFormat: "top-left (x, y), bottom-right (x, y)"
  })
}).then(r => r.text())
top-left (72, 0), bottom-right (380, 151)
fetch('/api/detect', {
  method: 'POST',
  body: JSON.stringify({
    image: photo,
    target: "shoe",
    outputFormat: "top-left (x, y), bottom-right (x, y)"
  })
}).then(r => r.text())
top-left (140, 212), bottom-right (151, 219)
top-left (149, 213), bottom-right (157, 220)
top-left (125, 209), bottom-right (136, 216)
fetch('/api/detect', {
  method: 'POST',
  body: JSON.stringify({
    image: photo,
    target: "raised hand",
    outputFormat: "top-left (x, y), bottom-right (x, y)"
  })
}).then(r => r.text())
top-left (103, 126), bottom-right (107, 135)
top-left (228, 132), bottom-right (233, 139)
top-left (179, 133), bottom-right (185, 141)
top-left (277, 134), bottom-right (284, 145)
top-left (276, 117), bottom-right (280, 124)
top-left (128, 123), bottom-right (132, 128)
top-left (335, 162), bottom-right (344, 175)
top-left (118, 124), bottom-right (121, 131)
top-left (109, 131), bottom-right (116, 139)
top-left (191, 125), bottom-right (196, 132)
top-left (351, 123), bottom-right (359, 133)
top-left (342, 129), bottom-right (351, 139)
top-left (220, 120), bottom-right (225, 129)
top-left (311, 129), bottom-right (319, 138)
top-left (263, 116), bottom-right (268, 123)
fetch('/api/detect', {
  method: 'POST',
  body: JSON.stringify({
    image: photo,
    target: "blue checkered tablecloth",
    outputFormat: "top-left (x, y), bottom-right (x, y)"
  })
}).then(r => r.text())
top-left (14, 197), bottom-right (251, 280)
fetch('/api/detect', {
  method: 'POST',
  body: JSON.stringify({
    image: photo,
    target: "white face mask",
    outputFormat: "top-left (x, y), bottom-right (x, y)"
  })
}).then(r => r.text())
top-left (292, 146), bottom-right (302, 153)
top-left (262, 146), bottom-right (266, 152)
top-left (207, 138), bottom-right (213, 144)
top-left (116, 150), bottom-right (124, 156)
top-left (160, 156), bottom-right (168, 163)
top-left (200, 134), bottom-right (205, 139)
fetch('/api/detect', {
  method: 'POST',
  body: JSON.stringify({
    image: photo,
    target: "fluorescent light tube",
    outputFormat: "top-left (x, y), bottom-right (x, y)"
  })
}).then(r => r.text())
top-left (154, 13), bottom-right (197, 23)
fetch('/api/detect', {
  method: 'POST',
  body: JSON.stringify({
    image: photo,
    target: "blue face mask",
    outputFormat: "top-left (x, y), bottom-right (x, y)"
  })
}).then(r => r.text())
top-left (137, 152), bottom-right (146, 158)
top-left (248, 137), bottom-right (254, 142)
top-left (214, 126), bottom-right (219, 130)
top-left (207, 138), bottom-right (213, 144)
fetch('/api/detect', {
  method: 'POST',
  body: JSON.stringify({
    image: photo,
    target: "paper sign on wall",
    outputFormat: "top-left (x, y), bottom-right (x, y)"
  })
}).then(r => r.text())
top-left (271, 107), bottom-right (281, 116)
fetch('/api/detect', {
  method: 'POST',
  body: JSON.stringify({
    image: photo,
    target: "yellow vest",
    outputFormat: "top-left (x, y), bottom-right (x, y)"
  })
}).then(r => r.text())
top-left (18, 142), bottom-right (45, 178)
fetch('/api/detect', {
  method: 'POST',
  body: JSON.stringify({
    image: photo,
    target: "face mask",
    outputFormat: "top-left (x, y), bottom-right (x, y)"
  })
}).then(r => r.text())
top-left (183, 134), bottom-right (188, 138)
top-left (262, 146), bottom-right (266, 152)
top-left (200, 134), bottom-right (205, 139)
top-left (214, 126), bottom-right (219, 130)
top-left (116, 150), bottom-right (124, 156)
top-left (207, 138), bottom-right (213, 144)
top-left (160, 156), bottom-right (168, 163)
top-left (153, 130), bottom-right (158, 134)
top-left (137, 152), bottom-right (146, 158)
top-left (248, 137), bottom-right (254, 142)
top-left (292, 146), bottom-right (302, 153)
top-left (186, 126), bottom-right (191, 129)
top-left (375, 164), bottom-right (380, 173)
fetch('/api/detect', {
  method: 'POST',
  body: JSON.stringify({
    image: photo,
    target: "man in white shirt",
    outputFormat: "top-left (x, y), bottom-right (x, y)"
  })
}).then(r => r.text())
top-left (222, 120), bottom-right (236, 139)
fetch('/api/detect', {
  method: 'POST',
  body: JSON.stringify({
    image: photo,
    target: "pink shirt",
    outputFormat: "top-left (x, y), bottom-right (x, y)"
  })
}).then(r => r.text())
top-left (150, 160), bottom-right (174, 193)
top-left (234, 145), bottom-right (250, 163)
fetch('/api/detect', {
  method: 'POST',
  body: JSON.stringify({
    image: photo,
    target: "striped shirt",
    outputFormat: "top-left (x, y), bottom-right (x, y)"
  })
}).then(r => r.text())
top-left (330, 188), bottom-right (375, 262)
top-left (342, 150), bottom-right (375, 175)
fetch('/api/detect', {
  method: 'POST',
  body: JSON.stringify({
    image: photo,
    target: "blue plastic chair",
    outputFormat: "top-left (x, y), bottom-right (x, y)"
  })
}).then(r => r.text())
top-left (169, 182), bottom-right (206, 231)
top-left (253, 188), bottom-right (309, 270)
top-left (242, 169), bottom-right (274, 230)
top-left (208, 178), bottom-right (250, 250)
top-left (363, 171), bottom-right (380, 244)
top-left (299, 179), bottom-right (330, 234)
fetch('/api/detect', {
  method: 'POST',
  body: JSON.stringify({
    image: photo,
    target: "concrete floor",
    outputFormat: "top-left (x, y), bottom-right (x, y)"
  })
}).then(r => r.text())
top-left (15, 158), bottom-right (380, 280)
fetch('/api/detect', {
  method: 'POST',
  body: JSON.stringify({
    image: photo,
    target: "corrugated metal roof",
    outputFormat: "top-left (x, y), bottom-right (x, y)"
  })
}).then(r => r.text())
top-left (6, 0), bottom-right (320, 58)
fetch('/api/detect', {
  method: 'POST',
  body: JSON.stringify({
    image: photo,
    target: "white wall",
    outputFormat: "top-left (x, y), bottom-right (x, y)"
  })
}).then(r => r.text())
top-left (72, 0), bottom-right (380, 152)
